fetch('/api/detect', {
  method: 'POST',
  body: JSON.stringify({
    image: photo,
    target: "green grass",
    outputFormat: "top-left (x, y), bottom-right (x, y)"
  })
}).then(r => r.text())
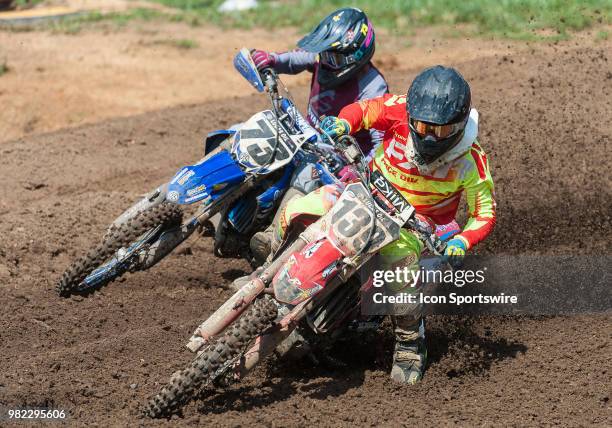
top-left (5, 8), bottom-right (165, 34)
top-left (0, 60), bottom-right (8, 77)
top-left (4, 7), bottom-right (204, 34)
top-left (3, 1), bottom-right (608, 40)
top-left (150, 0), bottom-right (612, 40)
top-left (596, 30), bottom-right (609, 40)
top-left (173, 38), bottom-right (199, 48)
top-left (148, 37), bottom-right (200, 49)
top-left (12, 0), bottom-right (44, 8)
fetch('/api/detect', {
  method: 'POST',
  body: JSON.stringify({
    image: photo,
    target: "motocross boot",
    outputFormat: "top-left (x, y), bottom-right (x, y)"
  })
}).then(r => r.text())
top-left (251, 187), bottom-right (306, 266)
top-left (250, 227), bottom-right (274, 266)
top-left (250, 221), bottom-right (286, 266)
top-left (390, 316), bottom-right (427, 385)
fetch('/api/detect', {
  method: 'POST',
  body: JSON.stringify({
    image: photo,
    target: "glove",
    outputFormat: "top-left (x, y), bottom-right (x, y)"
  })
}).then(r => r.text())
top-left (320, 116), bottom-right (350, 140)
top-left (251, 49), bottom-right (276, 71)
top-left (443, 237), bottom-right (467, 268)
top-left (435, 219), bottom-right (461, 241)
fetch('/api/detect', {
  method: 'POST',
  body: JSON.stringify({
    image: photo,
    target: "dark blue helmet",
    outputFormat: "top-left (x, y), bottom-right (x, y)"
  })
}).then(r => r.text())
top-left (298, 8), bottom-right (375, 88)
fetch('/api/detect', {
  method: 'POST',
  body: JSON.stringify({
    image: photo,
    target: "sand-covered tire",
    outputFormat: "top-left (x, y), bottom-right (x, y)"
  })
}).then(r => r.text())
top-left (145, 296), bottom-right (278, 418)
top-left (55, 202), bottom-right (183, 297)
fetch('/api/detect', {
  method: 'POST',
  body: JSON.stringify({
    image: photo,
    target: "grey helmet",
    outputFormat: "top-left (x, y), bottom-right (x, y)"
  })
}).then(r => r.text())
top-left (407, 66), bottom-right (471, 164)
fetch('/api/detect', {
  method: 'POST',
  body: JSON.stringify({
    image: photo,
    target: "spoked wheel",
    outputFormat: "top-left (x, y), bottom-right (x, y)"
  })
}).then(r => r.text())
top-left (145, 296), bottom-right (278, 418)
top-left (56, 202), bottom-right (182, 297)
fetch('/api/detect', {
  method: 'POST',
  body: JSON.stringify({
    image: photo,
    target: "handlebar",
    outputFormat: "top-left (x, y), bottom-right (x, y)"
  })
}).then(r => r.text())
top-left (408, 217), bottom-right (448, 257)
top-left (257, 65), bottom-right (364, 173)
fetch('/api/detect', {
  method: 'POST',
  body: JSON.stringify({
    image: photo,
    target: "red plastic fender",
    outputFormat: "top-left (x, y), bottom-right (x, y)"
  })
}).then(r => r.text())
top-left (272, 239), bottom-right (343, 305)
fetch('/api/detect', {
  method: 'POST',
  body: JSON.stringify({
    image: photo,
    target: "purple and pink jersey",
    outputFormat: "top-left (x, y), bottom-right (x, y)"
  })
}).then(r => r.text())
top-left (271, 50), bottom-right (388, 156)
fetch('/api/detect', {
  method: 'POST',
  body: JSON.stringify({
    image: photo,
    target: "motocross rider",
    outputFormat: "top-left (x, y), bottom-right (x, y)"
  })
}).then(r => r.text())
top-left (264, 66), bottom-right (496, 384)
top-left (245, 8), bottom-right (461, 264)
top-left (220, 7), bottom-right (387, 263)
top-left (250, 7), bottom-right (388, 156)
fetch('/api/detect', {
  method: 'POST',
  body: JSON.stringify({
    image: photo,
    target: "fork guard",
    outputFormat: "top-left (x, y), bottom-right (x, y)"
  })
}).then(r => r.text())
top-left (186, 236), bottom-right (308, 353)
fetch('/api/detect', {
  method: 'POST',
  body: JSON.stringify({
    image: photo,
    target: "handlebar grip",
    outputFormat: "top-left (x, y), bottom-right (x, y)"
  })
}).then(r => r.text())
top-left (407, 217), bottom-right (447, 256)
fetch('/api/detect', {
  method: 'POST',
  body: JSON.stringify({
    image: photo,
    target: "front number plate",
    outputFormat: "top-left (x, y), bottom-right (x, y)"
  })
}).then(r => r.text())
top-left (371, 171), bottom-right (415, 224)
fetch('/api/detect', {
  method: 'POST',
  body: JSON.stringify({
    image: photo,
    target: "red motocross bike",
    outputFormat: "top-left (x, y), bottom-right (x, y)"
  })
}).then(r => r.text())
top-left (146, 135), bottom-right (448, 417)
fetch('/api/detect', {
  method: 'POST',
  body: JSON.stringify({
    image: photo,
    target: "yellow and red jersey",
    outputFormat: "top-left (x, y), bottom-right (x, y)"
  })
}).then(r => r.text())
top-left (338, 93), bottom-right (496, 250)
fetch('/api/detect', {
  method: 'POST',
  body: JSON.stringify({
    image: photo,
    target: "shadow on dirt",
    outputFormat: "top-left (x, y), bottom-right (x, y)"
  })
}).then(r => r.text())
top-left (195, 369), bottom-right (367, 415)
top-left (427, 315), bottom-right (528, 378)
top-left (191, 317), bottom-right (527, 414)
top-left (220, 268), bottom-right (250, 282)
top-left (192, 332), bottom-right (380, 414)
top-left (489, 196), bottom-right (611, 255)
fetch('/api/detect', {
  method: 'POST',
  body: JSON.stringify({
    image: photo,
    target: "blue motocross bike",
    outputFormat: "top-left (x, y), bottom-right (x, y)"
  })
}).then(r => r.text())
top-left (56, 49), bottom-right (345, 296)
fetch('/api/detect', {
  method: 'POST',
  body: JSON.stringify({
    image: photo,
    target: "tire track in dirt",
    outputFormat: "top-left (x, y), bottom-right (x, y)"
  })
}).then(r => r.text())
top-left (0, 38), bottom-right (610, 426)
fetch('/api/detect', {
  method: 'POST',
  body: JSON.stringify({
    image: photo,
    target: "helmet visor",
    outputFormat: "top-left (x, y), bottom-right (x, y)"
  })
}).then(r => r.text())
top-left (409, 118), bottom-right (464, 139)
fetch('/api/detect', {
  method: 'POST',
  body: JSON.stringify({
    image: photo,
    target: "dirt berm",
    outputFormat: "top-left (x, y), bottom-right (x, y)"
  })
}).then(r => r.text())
top-left (0, 36), bottom-right (610, 426)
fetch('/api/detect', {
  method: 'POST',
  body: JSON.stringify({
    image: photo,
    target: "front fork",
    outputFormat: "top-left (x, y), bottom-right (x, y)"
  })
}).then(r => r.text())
top-left (186, 236), bottom-right (309, 352)
top-left (186, 233), bottom-right (364, 385)
top-left (136, 219), bottom-right (199, 270)
top-left (109, 176), bottom-right (256, 273)
top-left (137, 178), bottom-right (256, 271)
top-left (233, 266), bottom-right (358, 380)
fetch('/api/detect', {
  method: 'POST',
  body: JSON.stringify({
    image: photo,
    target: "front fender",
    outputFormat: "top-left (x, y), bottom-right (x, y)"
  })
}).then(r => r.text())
top-left (111, 183), bottom-right (168, 229)
top-left (272, 238), bottom-right (343, 305)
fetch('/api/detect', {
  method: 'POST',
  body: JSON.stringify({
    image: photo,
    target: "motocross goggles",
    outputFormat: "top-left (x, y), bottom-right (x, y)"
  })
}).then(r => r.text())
top-left (320, 50), bottom-right (359, 70)
top-left (320, 37), bottom-right (371, 70)
top-left (409, 118), bottom-right (465, 139)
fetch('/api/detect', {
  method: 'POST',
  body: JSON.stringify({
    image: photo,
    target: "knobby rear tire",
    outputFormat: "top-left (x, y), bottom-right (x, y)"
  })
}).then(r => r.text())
top-left (55, 202), bottom-right (183, 297)
top-left (145, 296), bottom-right (278, 418)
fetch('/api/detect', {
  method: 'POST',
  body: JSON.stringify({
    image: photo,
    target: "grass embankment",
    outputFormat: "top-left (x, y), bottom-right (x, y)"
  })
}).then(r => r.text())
top-left (1, 1), bottom-right (609, 41)
top-left (152, 0), bottom-right (611, 40)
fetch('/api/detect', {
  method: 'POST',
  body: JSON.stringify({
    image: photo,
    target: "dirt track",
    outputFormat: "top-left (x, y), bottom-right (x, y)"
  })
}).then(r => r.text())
top-left (0, 36), bottom-right (611, 426)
